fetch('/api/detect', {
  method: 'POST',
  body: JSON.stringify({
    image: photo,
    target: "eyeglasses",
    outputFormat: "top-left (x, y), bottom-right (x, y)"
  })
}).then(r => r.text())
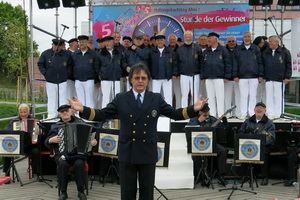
top-left (227, 40), bottom-right (236, 43)
top-left (133, 76), bottom-right (148, 81)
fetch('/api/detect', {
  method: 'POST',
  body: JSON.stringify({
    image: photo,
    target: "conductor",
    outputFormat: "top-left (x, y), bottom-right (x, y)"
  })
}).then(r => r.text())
top-left (68, 63), bottom-right (208, 200)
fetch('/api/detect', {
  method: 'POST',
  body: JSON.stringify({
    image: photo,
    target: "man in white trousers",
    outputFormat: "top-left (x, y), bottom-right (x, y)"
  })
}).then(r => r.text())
top-left (148, 35), bottom-right (177, 105)
top-left (98, 36), bottom-right (126, 108)
top-left (72, 35), bottom-right (99, 109)
top-left (38, 39), bottom-right (72, 118)
top-left (176, 31), bottom-right (202, 107)
top-left (225, 36), bottom-right (240, 118)
top-left (262, 35), bottom-right (292, 119)
top-left (233, 31), bottom-right (264, 120)
top-left (201, 32), bottom-right (231, 118)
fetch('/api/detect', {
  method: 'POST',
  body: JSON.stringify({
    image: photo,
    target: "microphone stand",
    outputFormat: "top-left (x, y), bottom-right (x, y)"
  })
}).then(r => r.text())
top-left (219, 127), bottom-right (256, 199)
top-left (267, 18), bottom-right (286, 118)
top-left (53, 25), bottom-right (68, 113)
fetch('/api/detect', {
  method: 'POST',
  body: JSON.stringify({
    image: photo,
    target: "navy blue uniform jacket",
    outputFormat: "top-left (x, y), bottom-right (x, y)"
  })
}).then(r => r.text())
top-left (80, 90), bottom-right (198, 164)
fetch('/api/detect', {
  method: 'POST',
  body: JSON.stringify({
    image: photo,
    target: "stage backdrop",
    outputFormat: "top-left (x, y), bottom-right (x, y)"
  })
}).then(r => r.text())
top-left (92, 4), bottom-right (250, 45)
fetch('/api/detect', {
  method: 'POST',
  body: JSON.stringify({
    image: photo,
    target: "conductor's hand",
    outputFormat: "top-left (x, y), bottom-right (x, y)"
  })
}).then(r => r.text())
top-left (193, 95), bottom-right (208, 112)
top-left (68, 96), bottom-right (84, 113)
top-left (90, 139), bottom-right (97, 147)
top-left (49, 135), bottom-right (62, 144)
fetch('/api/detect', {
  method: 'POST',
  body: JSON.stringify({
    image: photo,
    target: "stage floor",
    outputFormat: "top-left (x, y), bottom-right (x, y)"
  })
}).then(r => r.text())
top-left (0, 158), bottom-right (298, 200)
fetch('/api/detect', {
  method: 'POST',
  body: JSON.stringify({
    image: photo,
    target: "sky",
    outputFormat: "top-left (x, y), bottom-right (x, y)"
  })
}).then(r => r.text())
top-left (4, 0), bottom-right (90, 53)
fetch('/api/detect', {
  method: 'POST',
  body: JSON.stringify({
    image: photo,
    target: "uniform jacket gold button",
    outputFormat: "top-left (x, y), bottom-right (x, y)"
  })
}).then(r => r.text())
top-left (133, 123), bottom-right (136, 125)
top-left (144, 123), bottom-right (147, 126)
top-left (133, 131), bottom-right (136, 134)
top-left (143, 139), bottom-right (145, 142)
top-left (130, 115), bottom-right (133, 117)
top-left (147, 115), bottom-right (150, 118)
top-left (132, 138), bottom-right (135, 141)
top-left (143, 131), bottom-right (146, 134)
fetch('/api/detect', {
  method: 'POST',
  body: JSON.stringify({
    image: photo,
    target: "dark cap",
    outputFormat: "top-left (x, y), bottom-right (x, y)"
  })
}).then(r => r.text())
top-left (96, 38), bottom-right (105, 43)
top-left (177, 37), bottom-right (182, 42)
top-left (150, 36), bottom-right (156, 40)
top-left (77, 35), bottom-right (89, 40)
top-left (57, 104), bottom-right (71, 112)
top-left (123, 36), bottom-right (132, 42)
top-left (134, 35), bottom-right (143, 40)
top-left (200, 103), bottom-right (210, 112)
top-left (104, 36), bottom-right (114, 41)
top-left (52, 39), bottom-right (65, 46)
top-left (155, 35), bottom-right (166, 40)
top-left (68, 38), bottom-right (78, 43)
top-left (255, 102), bottom-right (266, 108)
top-left (208, 32), bottom-right (219, 38)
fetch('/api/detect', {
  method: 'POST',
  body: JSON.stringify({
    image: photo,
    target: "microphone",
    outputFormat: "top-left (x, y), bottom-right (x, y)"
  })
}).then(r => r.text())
top-left (61, 24), bottom-right (69, 29)
top-left (114, 20), bottom-right (121, 25)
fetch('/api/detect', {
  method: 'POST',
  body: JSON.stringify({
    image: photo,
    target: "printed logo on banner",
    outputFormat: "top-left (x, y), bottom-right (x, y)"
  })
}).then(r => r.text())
top-left (192, 131), bottom-right (213, 153)
top-left (99, 133), bottom-right (119, 156)
top-left (0, 135), bottom-right (20, 154)
top-left (156, 142), bottom-right (165, 166)
top-left (239, 139), bottom-right (261, 161)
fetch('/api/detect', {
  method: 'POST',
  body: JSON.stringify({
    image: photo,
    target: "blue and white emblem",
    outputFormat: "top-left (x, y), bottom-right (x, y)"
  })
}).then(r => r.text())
top-left (193, 134), bottom-right (211, 151)
top-left (241, 141), bottom-right (258, 159)
top-left (2, 136), bottom-right (18, 153)
top-left (101, 136), bottom-right (116, 152)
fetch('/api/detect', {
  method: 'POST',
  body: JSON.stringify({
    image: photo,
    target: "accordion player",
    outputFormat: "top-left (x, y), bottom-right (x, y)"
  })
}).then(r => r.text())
top-left (45, 104), bottom-right (97, 199)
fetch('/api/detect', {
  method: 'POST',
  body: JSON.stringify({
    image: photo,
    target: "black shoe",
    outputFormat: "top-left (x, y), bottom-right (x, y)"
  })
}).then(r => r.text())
top-left (284, 179), bottom-right (296, 187)
top-left (37, 175), bottom-right (43, 182)
top-left (261, 178), bottom-right (268, 186)
top-left (4, 180), bottom-right (11, 184)
top-left (58, 192), bottom-right (68, 200)
top-left (217, 175), bottom-right (227, 186)
top-left (78, 192), bottom-right (87, 200)
top-left (99, 176), bottom-right (104, 184)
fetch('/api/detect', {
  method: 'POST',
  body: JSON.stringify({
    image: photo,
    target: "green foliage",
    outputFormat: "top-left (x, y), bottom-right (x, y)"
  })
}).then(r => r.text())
top-left (0, 2), bottom-right (39, 84)
top-left (285, 107), bottom-right (300, 116)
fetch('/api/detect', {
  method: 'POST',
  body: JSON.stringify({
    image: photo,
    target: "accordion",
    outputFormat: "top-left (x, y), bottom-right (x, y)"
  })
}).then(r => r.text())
top-left (13, 119), bottom-right (40, 144)
top-left (57, 123), bottom-right (95, 155)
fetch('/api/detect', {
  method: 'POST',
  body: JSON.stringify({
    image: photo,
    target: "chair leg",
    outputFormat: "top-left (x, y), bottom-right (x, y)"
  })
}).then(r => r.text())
top-left (85, 171), bottom-right (89, 195)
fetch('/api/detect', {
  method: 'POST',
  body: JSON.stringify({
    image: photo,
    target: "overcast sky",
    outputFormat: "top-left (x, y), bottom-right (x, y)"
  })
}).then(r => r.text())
top-left (4, 0), bottom-right (89, 53)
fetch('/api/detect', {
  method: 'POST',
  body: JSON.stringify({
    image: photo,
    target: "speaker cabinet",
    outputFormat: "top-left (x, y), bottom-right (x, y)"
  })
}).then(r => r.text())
top-left (37, 0), bottom-right (60, 9)
top-left (249, 0), bottom-right (273, 5)
top-left (278, 0), bottom-right (300, 6)
top-left (62, 0), bottom-right (86, 7)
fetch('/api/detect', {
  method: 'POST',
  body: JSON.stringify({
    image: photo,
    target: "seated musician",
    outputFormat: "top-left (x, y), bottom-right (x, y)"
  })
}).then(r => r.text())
top-left (187, 103), bottom-right (228, 186)
top-left (238, 102), bottom-right (275, 186)
top-left (45, 105), bottom-right (97, 200)
top-left (2, 103), bottom-right (41, 183)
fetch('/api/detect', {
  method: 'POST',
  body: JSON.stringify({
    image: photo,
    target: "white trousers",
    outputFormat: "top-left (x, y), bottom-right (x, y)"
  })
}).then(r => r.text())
top-left (125, 76), bottom-right (131, 92)
top-left (257, 80), bottom-right (266, 103)
top-left (266, 81), bottom-right (284, 118)
top-left (205, 79), bottom-right (224, 117)
top-left (152, 79), bottom-right (172, 105)
top-left (46, 81), bottom-right (67, 118)
top-left (172, 79), bottom-right (181, 109)
top-left (101, 80), bottom-right (120, 108)
top-left (239, 78), bottom-right (258, 116)
top-left (75, 80), bottom-right (95, 108)
top-left (93, 86), bottom-right (102, 109)
top-left (66, 80), bottom-right (76, 99)
top-left (224, 81), bottom-right (240, 117)
top-left (180, 74), bottom-right (200, 107)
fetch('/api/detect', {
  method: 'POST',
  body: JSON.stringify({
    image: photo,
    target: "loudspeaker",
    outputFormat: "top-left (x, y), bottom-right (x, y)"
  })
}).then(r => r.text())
top-left (278, 0), bottom-right (300, 6)
top-left (249, 0), bottom-right (273, 5)
top-left (37, 0), bottom-right (60, 9)
top-left (62, 0), bottom-right (86, 8)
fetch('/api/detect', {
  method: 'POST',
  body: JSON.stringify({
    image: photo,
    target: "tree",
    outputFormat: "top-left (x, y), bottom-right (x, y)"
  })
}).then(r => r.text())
top-left (0, 2), bottom-right (39, 84)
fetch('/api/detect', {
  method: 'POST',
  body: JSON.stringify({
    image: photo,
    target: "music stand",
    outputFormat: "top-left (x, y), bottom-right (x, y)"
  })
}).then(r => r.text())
top-left (91, 128), bottom-right (119, 188)
top-left (185, 126), bottom-right (218, 189)
top-left (0, 131), bottom-right (30, 186)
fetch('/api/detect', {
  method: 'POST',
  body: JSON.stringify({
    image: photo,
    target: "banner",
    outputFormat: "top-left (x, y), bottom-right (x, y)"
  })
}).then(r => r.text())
top-left (92, 4), bottom-right (250, 45)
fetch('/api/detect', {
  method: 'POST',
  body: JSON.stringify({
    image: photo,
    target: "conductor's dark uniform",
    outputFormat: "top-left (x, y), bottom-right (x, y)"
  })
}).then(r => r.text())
top-left (80, 89), bottom-right (198, 200)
